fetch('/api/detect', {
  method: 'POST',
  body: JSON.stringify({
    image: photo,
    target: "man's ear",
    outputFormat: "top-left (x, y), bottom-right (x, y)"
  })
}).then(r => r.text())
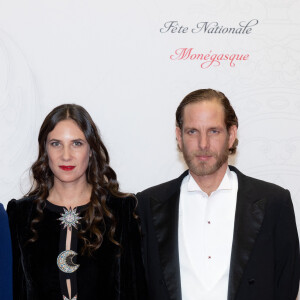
top-left (228, 125), bottom-right (237, 149)
top-left (176, 126), bottom-right (183, 151)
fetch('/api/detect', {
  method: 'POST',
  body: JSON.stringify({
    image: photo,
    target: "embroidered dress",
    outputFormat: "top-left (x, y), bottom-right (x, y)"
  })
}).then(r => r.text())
top-left (7, 195), bottom-right (147, 299)
top-left (46, 201), bottom-right (87, 300)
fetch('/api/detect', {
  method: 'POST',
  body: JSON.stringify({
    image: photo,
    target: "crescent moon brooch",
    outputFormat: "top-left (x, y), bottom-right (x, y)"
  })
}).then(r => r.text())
top-left (58, 207), bottom-right (82, 230)
top-left (57, 250), bottom-right (80, 273)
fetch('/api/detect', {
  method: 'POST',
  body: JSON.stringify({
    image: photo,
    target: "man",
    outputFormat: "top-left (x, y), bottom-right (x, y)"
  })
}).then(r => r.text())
top-left (137, 89), bottom-right (300, 300)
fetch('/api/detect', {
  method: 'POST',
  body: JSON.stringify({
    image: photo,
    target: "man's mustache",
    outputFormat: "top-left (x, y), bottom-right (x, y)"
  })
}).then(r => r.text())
top-left (193, 151), bottom-right (216, 157)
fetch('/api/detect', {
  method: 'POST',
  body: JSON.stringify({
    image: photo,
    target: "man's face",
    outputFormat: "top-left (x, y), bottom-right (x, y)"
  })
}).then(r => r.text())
top-left (176, 100), bottom-right (237, 177)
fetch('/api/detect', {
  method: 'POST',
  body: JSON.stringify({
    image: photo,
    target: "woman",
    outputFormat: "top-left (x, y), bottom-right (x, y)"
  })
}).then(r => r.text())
top-left (7, 104), bottom-right (146, 300)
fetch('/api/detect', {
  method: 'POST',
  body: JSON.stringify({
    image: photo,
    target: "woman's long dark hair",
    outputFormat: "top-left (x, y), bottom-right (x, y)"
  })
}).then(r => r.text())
top-left (28, 104), bottom-right (126, 255)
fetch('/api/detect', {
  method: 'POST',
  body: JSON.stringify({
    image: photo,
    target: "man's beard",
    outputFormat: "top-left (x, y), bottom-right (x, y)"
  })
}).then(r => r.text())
top-left (182, 144), bottom-right (229, 177)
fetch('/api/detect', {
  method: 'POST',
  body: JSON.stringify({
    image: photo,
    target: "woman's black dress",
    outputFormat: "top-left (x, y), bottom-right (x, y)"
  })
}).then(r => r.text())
top-left (7, 194), bottom-right (147, 300)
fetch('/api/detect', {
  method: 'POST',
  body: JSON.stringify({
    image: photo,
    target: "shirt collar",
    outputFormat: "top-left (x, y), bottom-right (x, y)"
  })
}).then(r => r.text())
top-left (187, 167), bottom-right (233, 193)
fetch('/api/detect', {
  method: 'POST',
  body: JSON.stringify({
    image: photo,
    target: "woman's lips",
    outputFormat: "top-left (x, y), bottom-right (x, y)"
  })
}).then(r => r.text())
top-left (59, 166), bottom-right (75, 171)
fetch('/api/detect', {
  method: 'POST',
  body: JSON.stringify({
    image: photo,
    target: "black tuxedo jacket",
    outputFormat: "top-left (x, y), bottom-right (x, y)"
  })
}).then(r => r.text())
top-left (137, 166), bottom-right (300, 300)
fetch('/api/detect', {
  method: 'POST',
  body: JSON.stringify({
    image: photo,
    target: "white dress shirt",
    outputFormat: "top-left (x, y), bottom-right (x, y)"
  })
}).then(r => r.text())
top-left (178, 167), bottom-right (238, 300)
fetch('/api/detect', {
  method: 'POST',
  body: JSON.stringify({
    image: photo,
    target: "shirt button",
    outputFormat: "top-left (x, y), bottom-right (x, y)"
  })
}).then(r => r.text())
top-left (208, 256), bottom-right (211, 259)
top-left (208, 221), bottom-right (211, 224)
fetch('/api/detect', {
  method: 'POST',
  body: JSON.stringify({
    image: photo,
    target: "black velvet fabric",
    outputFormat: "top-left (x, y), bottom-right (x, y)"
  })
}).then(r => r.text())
top-left (7, 195), bottom-right (147, 300)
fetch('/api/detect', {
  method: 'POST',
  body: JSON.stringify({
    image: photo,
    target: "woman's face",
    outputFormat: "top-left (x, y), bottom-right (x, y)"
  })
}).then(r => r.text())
top-left (46, 119), bottom-right (91, 186)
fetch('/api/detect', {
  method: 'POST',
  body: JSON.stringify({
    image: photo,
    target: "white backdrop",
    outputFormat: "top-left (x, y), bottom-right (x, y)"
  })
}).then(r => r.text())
top-left (0, 0), bottom-right (300, 293)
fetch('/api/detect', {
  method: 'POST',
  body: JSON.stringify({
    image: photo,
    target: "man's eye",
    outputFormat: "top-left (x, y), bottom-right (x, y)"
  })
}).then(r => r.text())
top-left (209, 129), bottom-right (219, 134)
top-left (187, 129), bottom-right (196, 134)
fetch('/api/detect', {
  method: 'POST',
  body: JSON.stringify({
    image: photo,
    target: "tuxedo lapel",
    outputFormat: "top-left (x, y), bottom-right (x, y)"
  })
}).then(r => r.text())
top-left (150, 173), bottom-right (187, 300)
top-left (147, 167), bottom-right (266, 300)
top-left (228, 166), bottom-right (267, 300)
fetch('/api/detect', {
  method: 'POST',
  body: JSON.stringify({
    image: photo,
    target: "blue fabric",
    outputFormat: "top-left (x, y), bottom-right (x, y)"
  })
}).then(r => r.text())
top-left (0, 203), bottom-right (12, 300)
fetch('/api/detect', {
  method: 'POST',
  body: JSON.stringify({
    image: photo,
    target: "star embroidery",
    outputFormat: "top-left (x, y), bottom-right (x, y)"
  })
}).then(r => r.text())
top-left (58, 207), bottom-right (82, 230)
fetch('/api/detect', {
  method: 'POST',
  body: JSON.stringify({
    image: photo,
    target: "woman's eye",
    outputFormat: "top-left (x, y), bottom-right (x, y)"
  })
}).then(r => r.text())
top-left (73, 141), bottom-right (82, 146)
top-left (50, 141), bottom-right (60, 147)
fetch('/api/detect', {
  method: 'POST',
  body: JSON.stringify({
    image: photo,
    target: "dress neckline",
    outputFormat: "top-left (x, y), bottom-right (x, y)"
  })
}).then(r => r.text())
top-left (45, 199), bottom-right (89, 213)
